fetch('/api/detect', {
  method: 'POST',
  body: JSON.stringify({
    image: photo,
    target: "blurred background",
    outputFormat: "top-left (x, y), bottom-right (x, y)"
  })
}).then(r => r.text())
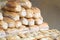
top-left (0, 0), bottom-right (60, 30)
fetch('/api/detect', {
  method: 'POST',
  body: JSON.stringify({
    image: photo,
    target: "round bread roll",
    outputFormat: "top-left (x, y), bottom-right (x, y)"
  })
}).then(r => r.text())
top-left (0, 12), bottom-right (3, 20)
top-left (2, 5), bottom-right (21, 12)
top-left (6, 1), bottom-right (20, 8)
top-left (6, 28), bottom-right (19, 35)
top-left (28, 18), bottom-right (35, 26)
top-left (29, 25), bottom-right (39, 32)
top-left (21, 18), bottom-right (28, 25)
top-left (6, 35), bottom-right (21, 40)
top-left (35, 18), bottom-right (43, 25)
top-left (0, 38), bottom-right (6, 40)
top-left (32, 7), bottom-right (41, 18)
top-left (26, 9), bottom-right (33, 18)
top-left (20, 0), bottom-right (32, 8)
top-left (0, 29), bottom-right (6, 38)
top-left (0, 21), bottom-right (8, 29)
top-left (19, 8), bottom-right (27, 17)
top-left (39, 23), bottom-right (49, 31)
top-left (15, 20), bottom-right (22, 28)
top-left (3, 11), bottom-right (20, 21)
top-left (3, 17), bottom-right (15, 28)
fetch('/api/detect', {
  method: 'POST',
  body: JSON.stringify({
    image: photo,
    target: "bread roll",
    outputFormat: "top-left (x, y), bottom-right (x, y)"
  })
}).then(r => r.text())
top-left (0, 21), bottom-right (8, 29)
top-left (6, 28), bottom-right (19, 35)
top-left (32, 7), bottom-right (41, 18)
top-left (3, 11), bottom-right (20, 21)
top-left (20, 0), bottom-right (32, 8)
top-left (15, 20), bottom-right (22, 28)
top-left (39, 23), bottom-right (49, 31)
top-left (19, 8), bottom-right (27, 17)
top-left (3, 17), bottom-right (15, 28)
top-left (0, 29), bottom-right (6, 38)
top-left (29, 25), bottom-right (39, 32)
top-left (6, 1), bottom-right (20, 8)
top-left (2, 5), bottom-right (21, 12)
top-left (7, 35), bottom-right (21, 40)
top-left (0, 12), bottom-right (3, 20)
top-left (28, 18), bottom-right (35, 26)
top-left (0, 38), bottom-right (6, 40)
top-left (18, 27), bottom-right (29, 38)
top-left (18, 27), bottom-right (29, 34)
top-left (35, 18), bottom-right (43, 25)
top-left (26, 9), bottom-right (33, 18)
top-left (21, 18), bottom-right (28, 25)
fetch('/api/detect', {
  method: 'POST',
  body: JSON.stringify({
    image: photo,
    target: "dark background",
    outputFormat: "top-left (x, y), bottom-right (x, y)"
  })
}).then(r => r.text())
top-left (31, 0), bottom-right (60, 30)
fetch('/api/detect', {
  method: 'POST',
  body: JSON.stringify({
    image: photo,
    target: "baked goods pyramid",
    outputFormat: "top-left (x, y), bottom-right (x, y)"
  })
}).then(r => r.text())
top-left (0, 0), bottom-right (60, 40)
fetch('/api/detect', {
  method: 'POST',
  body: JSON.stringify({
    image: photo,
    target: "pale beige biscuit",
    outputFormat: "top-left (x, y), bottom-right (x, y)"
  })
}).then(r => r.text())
top-left (20, 0), bottom-right (32, 8)
top-left (26, 9), bottom-right (33, 18)
top-left (48, 29), bottom-right (60, 39)
top-left (6, 35), bottom-right (21, 40)
top-left (19, 8), bottom-right (27, 17)
top-left (3, 17), bottom-right (15, 28)
top-left (0, 12), bottom-right (3, 20)
top-left (34, 32), bottom-right (45, 39)
top-left (0, 21), bottom-right (8, 29)
top-left (40, 37), bottom-right (54, 40)
top-left (3, 11), bottom-right (20, 21)
top-left (0, 38), bottom-right (6, 40)
top-left (21, 18), bottom-right (28, 25)
top-left (18, 27), bottom-right (29, 38)
top-left (22, 37), bottom-right (35, 40)
top-left (0, 29), bottom-right (6, 38)
top-left (32, 7), bottom-right (41, 18)
top-left (28, 18), bottom-right (35, 26)
top-left (18, 27), bottom-right (29, 34)
top-left (29, 25), bottom-right (39, 32)
top-left (39, 23), bottom-right (49, 31)
top-left (35, 18), bottom-right (43, 25)
top-left (56, 36), bottom-right (60, 40)
top-left (6, 28), bottom-right (19, 35)
top-left (15, 20), bottom-right (22, 28)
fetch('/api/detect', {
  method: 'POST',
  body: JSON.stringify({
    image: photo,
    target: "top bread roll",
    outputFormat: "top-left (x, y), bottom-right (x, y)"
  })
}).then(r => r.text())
top-left (2, 1), bottom-right (21, 12)
top-left (32, 7), bottom-right (42, 18)
top-left (20, 0), bottom-right (32, 8)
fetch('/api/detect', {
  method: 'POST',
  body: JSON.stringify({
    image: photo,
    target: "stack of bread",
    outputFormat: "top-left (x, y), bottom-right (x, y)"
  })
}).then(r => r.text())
top-left (0, 0), bottom-right (60, 40)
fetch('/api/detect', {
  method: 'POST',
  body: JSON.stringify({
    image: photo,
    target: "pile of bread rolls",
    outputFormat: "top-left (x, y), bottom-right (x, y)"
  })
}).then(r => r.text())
top-left (0, 0), bottom-right (60, 40)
